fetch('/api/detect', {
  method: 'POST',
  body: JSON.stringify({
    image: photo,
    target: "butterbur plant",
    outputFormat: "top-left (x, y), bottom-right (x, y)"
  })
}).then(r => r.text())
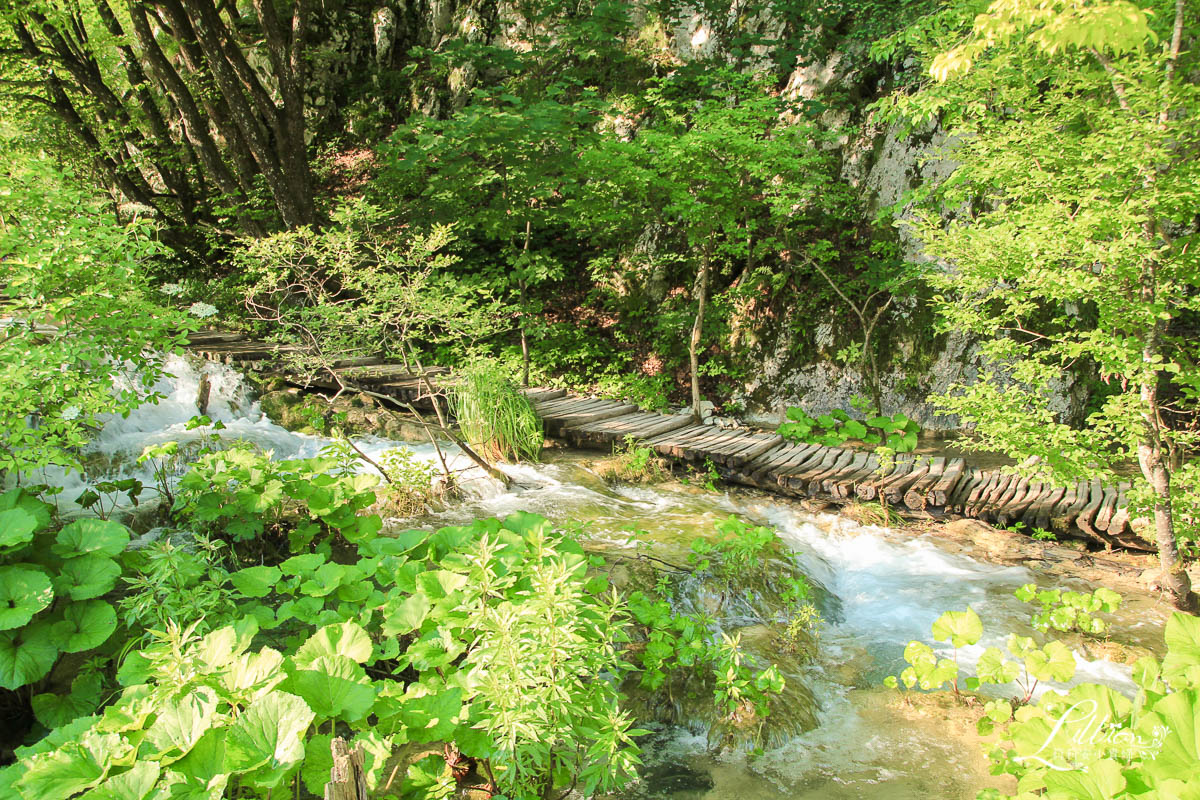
top-left (1015, 583), bottom-right (1122, 637)
top-left (0, 490), bottom-right (127, 714)
top-left (884, 605), bottom-right (1078, 711)
top-left (778, 406), bottom-right (920, 452)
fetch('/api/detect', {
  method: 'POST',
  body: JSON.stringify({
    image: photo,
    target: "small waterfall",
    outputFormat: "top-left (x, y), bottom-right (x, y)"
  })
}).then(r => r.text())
top-left (33, 354), bottom-right (504, 519)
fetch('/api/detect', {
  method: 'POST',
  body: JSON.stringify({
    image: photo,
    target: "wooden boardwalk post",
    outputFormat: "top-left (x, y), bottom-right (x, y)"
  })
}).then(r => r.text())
top-left (325, 738), bottom-right (367, 800)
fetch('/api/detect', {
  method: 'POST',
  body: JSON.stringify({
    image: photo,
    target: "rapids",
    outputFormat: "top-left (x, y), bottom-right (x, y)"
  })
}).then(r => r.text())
top-left (35, 354), bottom-right (1166, 799)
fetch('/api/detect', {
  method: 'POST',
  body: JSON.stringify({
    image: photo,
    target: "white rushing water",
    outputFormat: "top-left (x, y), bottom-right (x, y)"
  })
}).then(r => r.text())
top-left (55, 355), bottom-right (1150, 799)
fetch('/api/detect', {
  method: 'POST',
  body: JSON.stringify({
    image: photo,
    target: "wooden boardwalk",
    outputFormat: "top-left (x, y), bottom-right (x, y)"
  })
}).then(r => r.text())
top-left (185, 331), bottom-right (1144, 549)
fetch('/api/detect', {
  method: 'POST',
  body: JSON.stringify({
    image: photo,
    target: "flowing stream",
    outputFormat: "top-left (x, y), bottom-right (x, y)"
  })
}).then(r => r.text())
top-left (39, 355), bottom-right (1171, 800)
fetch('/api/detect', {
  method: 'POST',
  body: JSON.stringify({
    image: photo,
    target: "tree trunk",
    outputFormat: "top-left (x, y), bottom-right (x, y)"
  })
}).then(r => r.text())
top-left (520, 220), bottom-right (532, 387)
top-left (689, 252), bottom-right (711, 424)
top-left (1137, 336), bottom-right (1198, 612)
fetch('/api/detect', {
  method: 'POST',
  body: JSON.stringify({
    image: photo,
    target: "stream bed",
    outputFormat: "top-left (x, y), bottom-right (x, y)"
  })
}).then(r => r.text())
top-left (31, 355), bottom-right (1174, 800)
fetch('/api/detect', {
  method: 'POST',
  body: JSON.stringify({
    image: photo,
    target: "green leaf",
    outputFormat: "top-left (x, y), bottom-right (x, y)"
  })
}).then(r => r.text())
top-left (77, 760), bottom-right (160, 800)
top-left (53, 599), bottom-right (118, 653)
top-left (293, 621), bottom-right (373, 667)
top-left (931, 608), bottom-right (983, 648)
top-left (1014, 583), bottom-right (1038, 603)
top-left (843, 419), bottom-right (869, 439)
top-left (15, 732), bottom-right (114, 799)
top-left (1043, 758), bottom-right (1125, 799)
top-left (229, 565), bottom-right (281, 599)
top-left (301, 734), bottom-right (334, 796)
top-left (382, 591), bottom-right (431, 636)
top-left (398, 687), bottom-right (463, 743)
top-left (976, 647), bottom-right (1020, 685)
top-left (53, 519), bottom-right (130, 558)
top-left (1025, 640), bottom-right (1076, 683)
top-left (1164, 612), bottom-right (1200, 689)
top-left (143, 689), bottom-right (218, 762)
top-left (289, 655), bottom-right (375, 722)
top-left (222, 648), bottom-right (286, 697)
top-left (32, 671), bottom-right (105, 730)
top-left (0, 566), bottom-right (54, 630)
top-left (0, 507), bottom-right (38, 549)
top-left (279, 553), bottom-right (325, 576)
top-left (224, 691), bottom-right (314, 787)
top-left (57, 555), bottom-right (121, 601)
top-left (0, 624), bottom-right (59, 689)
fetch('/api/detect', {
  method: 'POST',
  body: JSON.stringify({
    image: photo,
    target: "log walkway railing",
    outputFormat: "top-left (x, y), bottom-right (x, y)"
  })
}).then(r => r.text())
top-left (186, 331), bottom-right (1144, 549)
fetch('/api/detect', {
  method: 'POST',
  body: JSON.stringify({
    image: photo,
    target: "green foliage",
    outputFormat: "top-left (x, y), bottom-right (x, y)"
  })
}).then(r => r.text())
top-left (885, 600), bottom-right (1086, 712)
top-left (778, 406), bottom-right (920, 452)
top-left (451, 361), bottom-right (543, 462)
top-left (887, 0), bottom-right (1200, 565)
top-left (974, 611), bottom-right (1200, 798)
top-left (1015, 583), bottom-right (1123, 637)
top-left (376, 447), bottom-right (443, 516)
top-left (0, 510), bottom-right (664, 800)
top-left (597, 372), bottom-right (673, 412)
top-left (0, 490), bottom-right (124, 696)
top-left (237, 200), bottom-right (500, 386)
top-left (0, 151), bottom-right (189, 476)
top-left (174, 448), bottom-right (382, 550)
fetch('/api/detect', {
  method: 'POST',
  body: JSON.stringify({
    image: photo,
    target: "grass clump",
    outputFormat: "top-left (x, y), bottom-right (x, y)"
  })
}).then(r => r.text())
top-left (452, 361), bottom-right (543, 462)
top-left (597, 435), bottom-right (672, 484)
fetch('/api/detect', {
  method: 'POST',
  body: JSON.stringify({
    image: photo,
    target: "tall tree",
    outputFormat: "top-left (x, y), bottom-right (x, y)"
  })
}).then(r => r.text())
top-left (894, 0), bottom-right (1200, 609)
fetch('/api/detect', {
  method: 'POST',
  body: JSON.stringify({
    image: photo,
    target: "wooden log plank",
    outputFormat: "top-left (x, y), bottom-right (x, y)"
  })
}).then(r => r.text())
top-left (999, 481), bottom-right (1044, 527)
top-left (683, 428), bottom-right (746, 457)
top-left (856, 454), bottom-right (914, 501)
top-left (748, 444), bottom-right (816, 484)
top-left (831, 451), bottom-right (874, 499)
top-left (682, 429), bottom-right (750, 461)
top-left (965, 471), bottom-right (1000, 517)
top-left (883, 459), bottom-right (931, 505)
top-left (1106, 483), bottom-right (1133, 539)
top-left (991, 475), bottom-right (1029, 524)
top-left (522, 388), bottom-right (568, 403)
top-left (948, 469), bottom-right (984, 514)
top-left (1027, 485), bottom-right (1066, 532)
top-left (778, 445), bottom-right (839, 485)
top-left (646, 425), bottom-right (718, 458)
top-left (1075, 480), bottom-right (1106, 535)
top-left (723, 435), bottom-right (784, 468)
top-left (928, 458), bottom-right (966, 507)
top-left (974, 472), bottom-right (1014, 518)
top-left (904, 456), bottom-right (947, 510)
top-left (550, 403), bottom-right (638, 429)
top-left (536, 397), bottom-right (612, 415)
top-left (1094, 485), bottom-right (1121, 533)
top-left (811, 448), bottom-right (860, 496)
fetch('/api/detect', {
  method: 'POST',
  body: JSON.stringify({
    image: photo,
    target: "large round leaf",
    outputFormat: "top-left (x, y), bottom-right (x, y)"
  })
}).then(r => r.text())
top-left (224, 691), bottom-right (314, 788)
top-left (0, 507), bottom-right (38, 550)
top-left (289, 655), bottom-right (374, 721)
top-left (229, 565), bottom-right (281, 599)
top-left (53, 518), bottom-right (131, 559)
top-left (53, 599), bottom-right (118, 653)
top-left (0, 489), bottom-right (52, 531)
top-left (56, 554), bottom-right (122, 601)
top-left (32, 672), bottom-right (104, 729)
top-left (294, 621), bottom-right (372, 667)
top-left (0, 565), bottom-right (54, 630)
top-left (0, 625), bottom-right (59, 689)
